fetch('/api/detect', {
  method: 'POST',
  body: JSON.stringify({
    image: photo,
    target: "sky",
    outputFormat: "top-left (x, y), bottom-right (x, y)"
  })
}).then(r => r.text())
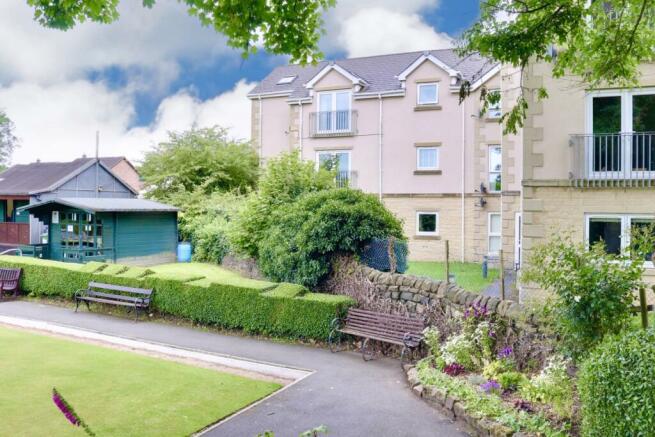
top-left (0, 0), bottom-right (480, 165)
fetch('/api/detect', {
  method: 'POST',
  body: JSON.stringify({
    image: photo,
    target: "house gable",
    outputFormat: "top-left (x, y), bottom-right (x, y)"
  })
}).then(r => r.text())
top-left (38, 163), bottom-right (136, 200)
top-left (305, 63), bottom-right (365, 90)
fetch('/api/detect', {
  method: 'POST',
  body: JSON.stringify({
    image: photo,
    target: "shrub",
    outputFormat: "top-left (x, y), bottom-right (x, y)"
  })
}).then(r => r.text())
top-left (230, 152), bottom-right (335, 258)
top-left (0, 256), bottom-right (354, 340)
top-left (441, 333), bottom-right (479, 371)
top-left (579, 328), bottom-right (655, 436)
top-left (519, 354), bottom-right (573, 418)
top-left (258, 188), bottom-right (405, 287)
top-left (496, 371), bottom-right (527, 391)
top-left (523, 233), bottom-right (645, 356)
top-left (482, 359), bottom-right (515, 380)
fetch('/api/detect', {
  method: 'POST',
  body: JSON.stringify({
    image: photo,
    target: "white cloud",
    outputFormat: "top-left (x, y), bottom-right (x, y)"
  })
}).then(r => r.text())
top-left (322, 0), bottom-right (452, 57)
top-left (0, 80), bottom-right (254, 165)
top-left (0, 0), bottom-right (232, 88)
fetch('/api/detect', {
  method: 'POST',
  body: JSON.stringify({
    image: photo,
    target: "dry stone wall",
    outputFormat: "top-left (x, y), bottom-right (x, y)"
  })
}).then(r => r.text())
top-left (360, 265), bottom-right (533, 326)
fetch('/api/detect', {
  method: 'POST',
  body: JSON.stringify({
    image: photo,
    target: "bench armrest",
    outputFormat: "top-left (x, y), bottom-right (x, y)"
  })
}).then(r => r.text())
top-left (74, 289), bottom-right (89, 299)
top-left (402, 332), bottom-right (423, 348)
top-left (329, 317), bottom-right (343, 331)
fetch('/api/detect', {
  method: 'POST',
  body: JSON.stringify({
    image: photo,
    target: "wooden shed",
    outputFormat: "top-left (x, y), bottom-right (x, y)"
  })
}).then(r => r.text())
top-left (18, 198), bottom-right (179, 266)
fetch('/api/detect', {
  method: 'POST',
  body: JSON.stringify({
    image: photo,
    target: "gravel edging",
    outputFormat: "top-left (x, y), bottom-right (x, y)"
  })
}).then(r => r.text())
top-left (404, 364), bottom-right (531, 437)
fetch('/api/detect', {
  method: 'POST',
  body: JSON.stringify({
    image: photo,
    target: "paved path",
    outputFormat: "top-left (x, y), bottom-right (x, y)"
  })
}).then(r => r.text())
top-left (0, 300), bottom-right (466, 437)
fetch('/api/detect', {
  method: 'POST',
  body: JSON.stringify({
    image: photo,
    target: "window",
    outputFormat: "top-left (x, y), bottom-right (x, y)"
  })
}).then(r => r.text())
top-left (587, 89), bottom-right (655, 174)
top-left (60, 211), bottom-right (104, 259)
top-left (317, 91), bottom-right (351, 132)
top-left (416, 147), bottom-right (439, 170)
top-left (488, 145), bottom-right (502, 192)
top-left (416, 212), bottom-right (439, 236)
top-left (417, 83), bottom-right (438, 105)
top-left (488, 213), bottom-right (502, 254)
top-left (487, 89), bottom-right (501, 118)
top-left (317, 150), bottom-right (351, 187)
top-left (586, 214), bottom-right (655, 262)
top-left (277, 75), bottom-right (296, 85)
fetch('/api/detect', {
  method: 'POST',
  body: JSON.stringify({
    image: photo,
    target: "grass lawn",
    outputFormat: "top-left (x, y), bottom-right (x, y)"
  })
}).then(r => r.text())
top-left (149, 262), bottom-right (275, 290)
top-left (406, 261), bottom-right (499, 293)
top-left (0, 326), bottom-right (280, 436)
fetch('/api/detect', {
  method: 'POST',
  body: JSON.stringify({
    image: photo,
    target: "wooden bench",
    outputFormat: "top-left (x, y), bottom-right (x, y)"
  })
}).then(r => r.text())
top-left (0, 268), bottom-right (21, 299)
top-left (329, 308), bottom-right (425, 364)
top-left (75, 282), bottom-right (153, 321)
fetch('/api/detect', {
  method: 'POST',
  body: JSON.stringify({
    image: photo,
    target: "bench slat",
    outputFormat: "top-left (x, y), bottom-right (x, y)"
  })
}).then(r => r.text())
top-left (86, 290), bottom-right (146, 303)
top-left (88, 281), bottom-right (152, 295)
top-left (339, 329), bottom-right (420, 347)
top-left (345, 315), bottom-right (424, 332)
top-left (341, 322), bottom-right (421, 340)
top-left (77, 296), bottom-right (148, 307)
top-left (348, 308), bottom-right (424, 321)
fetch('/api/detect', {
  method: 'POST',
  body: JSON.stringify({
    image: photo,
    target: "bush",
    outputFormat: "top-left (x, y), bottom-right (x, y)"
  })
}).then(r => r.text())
top-left (519, 354), bottom-right (573, 418)
top-left (229, 152), bottom-right (335, 258)
top-left (523, 233), bottom-right (645, 357)
top-left (0, 256), bottom-right (354, 340)
top-left (579, 328), bottom-right (655, 436)
top-left (258, 189), bottom-right (405, 287)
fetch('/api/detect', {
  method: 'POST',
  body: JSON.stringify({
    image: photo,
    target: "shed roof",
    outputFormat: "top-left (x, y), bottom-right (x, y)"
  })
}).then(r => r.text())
top-left (18, 197), bottom-right (179, 214)
top-left (0, 157), bottom-right (138, 196)
top-left (248, 49), bottom-right (499, 99)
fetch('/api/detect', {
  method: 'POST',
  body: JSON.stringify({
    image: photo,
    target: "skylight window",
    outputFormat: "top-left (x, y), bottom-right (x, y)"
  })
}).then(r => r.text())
top-left (277, 75), bottom-right (297, 85)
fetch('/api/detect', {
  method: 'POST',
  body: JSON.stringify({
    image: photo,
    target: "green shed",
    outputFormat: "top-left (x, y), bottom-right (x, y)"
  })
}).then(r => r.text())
top-left (18, 198), bottom-right (179, 266)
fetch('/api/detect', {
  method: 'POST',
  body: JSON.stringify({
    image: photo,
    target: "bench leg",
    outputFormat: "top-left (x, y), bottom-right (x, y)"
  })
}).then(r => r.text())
top-left (75, 298), bottom-right (80, 313)
top-left (328, 329), bottom-right (342, 353)
top-left (361, 338), bottom-right (374, 361)
top-left (400, 346), bottom-right (409, 367)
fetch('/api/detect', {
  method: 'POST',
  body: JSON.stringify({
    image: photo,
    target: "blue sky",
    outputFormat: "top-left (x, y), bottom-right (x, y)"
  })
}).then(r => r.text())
top-left (0, 0), bottom-right (480, 164)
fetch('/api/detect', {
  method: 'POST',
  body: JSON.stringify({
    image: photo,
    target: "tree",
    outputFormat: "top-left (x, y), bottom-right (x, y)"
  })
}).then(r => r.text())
top-left (0, 111), bottom-right (18, 170)
top-left (25, 0), bottom-right (335, 64)
top-left (140, 127), bottom-right (258, 202)
top-left (461, 0), bottom-right (655, 134)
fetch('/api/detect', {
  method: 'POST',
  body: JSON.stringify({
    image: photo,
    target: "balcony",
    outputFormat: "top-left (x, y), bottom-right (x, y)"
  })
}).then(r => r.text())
top-left (309, 110), bottom-right (357, 138)
top-left (336, 171), bottom-right (357, 188)
top-left (570, 133), bottom-right (655, 187)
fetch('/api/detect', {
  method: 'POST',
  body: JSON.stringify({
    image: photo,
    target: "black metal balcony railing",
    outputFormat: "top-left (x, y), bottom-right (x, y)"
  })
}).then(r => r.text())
top-left (309, 110), bottom-right (357, 137)
top-left (570, 132), bottom-right (655, 187)
top-left (335, 171), bottom-right (357, 188)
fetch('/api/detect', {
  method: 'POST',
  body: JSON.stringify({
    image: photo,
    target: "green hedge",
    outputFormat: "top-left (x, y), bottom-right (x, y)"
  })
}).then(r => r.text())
top-left (0, 256), bottom-right (354, 340)
top-left (579, 328), bottom-right (655, 436)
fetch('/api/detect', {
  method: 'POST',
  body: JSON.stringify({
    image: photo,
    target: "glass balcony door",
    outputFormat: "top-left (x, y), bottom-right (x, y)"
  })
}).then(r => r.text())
top-left (317, 91), bottom-right (351, 133)
top-left (588, 91), bottom-right (655, 179)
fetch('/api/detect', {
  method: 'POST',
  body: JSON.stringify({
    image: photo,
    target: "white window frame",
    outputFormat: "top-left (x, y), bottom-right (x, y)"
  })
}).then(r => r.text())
top-left (316, 150), bottom-right (352, 173)
top-left (416, 147), bottom-right (439, 170)
top-left (416, 211), bottom-right (439, 236)
top-left (488, 145), bottom-right (502, 192)
top-left (417, 82), bottom-right (439, 105)
top-left (585, 88), bottom-right (655, 179)
top-left (488, 212), bottom-right (502, 255)
top-left (317, 90), bottom-right (352, 133)
top-left (585, 213), bottom-right (655, 267)
top-left (277, 75), bottom-right (297, 84)
top-left (487, 88), bottom-right (501, 118)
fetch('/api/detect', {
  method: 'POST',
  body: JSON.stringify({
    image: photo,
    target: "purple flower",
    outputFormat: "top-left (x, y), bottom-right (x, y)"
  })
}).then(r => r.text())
top-left (443, 363), bottom-right (466, 376)
top-left (481, 380), bottom-right (501, 393)
top-left (52, 389), bottom-right (79, 426)
top-left (497, 347), bottom-right (513, 359)
top-left (513, 399), bottom-right (535, 413)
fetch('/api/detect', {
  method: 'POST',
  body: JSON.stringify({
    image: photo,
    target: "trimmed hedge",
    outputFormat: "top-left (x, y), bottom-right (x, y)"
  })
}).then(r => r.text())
top-left (98, 264), bottom-right (129, 276)
top-left (579, 328), bottom-right (655, 436)
top-left (117, 267), bottom-right (154, 279)
top-left (0, 256), bottom-right (354, 340)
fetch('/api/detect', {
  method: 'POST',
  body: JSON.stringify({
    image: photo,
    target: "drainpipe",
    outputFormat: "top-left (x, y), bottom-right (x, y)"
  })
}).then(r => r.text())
top-left (461, 99), bottom-right (466, 262)
top-left (299, 101), bottom-right (304, 157)
top-left (95, 131), bottom-right (100, 198)
top-left (258, 96), bottom-right (263, 164)
top-left (378, 94), bottom-right (383, 200)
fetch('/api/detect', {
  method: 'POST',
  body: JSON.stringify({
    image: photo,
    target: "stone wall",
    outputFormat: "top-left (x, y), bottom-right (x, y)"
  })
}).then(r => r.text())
top-left (360, 264), bottom-right (531, 326)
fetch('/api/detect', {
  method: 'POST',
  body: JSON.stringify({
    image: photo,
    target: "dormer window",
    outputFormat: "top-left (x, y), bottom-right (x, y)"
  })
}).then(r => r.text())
top-left (277, 75), bottom-right (296, 85)
top-left (417, 83), bottom-right (439, 105)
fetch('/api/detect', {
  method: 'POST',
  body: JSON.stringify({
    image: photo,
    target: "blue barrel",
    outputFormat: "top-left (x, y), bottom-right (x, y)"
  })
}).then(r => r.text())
top-left (177, 242), bottom-right (192, 263)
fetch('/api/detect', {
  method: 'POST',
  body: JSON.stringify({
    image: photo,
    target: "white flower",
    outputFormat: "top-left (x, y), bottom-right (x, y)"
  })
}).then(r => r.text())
top-left (573, 295), bottom-right (581, 303)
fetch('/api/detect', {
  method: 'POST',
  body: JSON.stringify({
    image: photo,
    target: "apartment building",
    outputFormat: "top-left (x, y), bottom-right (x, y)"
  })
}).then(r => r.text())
top-left (518, 61), bottom-right (655, 298)
top-left (248, 49), bottom-right (522, 267)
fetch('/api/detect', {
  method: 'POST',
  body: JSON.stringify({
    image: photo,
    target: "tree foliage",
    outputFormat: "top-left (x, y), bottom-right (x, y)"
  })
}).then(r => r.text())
top-left (229, 152), bottom-right (335, 259)
top-left (140, 127), bottom-right (258, 203)
top-left (25, 0), bottom-right (335, 64)
top-left (258, 189), bottom-right (405, 287)
top-left (462, 0), bottom-right (655, 133)
top-left (0, 111), bottom-right (18, 170)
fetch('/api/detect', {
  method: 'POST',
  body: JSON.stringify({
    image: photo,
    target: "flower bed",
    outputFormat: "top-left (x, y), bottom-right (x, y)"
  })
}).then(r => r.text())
top-left (410, 303), bottom-right (572, 436)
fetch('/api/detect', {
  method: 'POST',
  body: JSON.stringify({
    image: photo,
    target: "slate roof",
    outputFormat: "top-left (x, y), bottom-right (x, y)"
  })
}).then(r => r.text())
top-left (18, 197), bottom-right (179, 214)
top-left (249, 49), bottom-right (499, 99)
top-left (0, 157), bottom-right (136, 196)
